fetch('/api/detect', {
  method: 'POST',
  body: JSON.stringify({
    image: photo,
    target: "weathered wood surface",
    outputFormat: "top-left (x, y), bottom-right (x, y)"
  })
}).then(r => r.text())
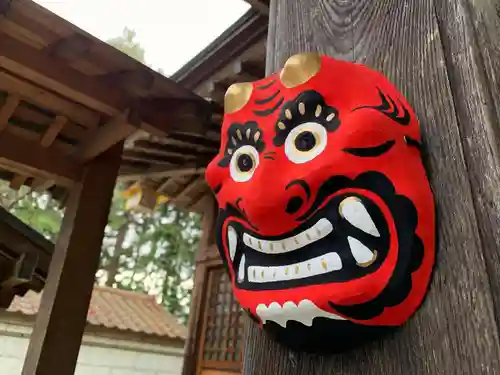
top-left (243, 1), bottom-right (500, 374)
top-left (21, 142), bottom-right (123, 375)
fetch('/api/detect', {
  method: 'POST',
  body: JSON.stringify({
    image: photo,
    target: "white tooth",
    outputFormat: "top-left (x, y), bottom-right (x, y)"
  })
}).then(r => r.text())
top-left (324, 252), bottom-right (342, 271)
top-left (238, 255), bottom-right (245, 282)
top-left (340, 197), bottom-right (380, 237)
top-left (243, 218), bottom-right (333, 254)
top-left (347, 236), bottom-right (375, 265)
top-left (228, 226), bottom-right (238, 260)
top-left (247, 252), bottom-right (341, 283)
top-left (256, 299), bottom-right (346, 328)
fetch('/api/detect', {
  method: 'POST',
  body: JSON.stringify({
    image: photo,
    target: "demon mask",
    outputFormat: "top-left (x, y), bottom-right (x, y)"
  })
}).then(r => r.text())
top-left (205, 53), bottom-right (436, 353)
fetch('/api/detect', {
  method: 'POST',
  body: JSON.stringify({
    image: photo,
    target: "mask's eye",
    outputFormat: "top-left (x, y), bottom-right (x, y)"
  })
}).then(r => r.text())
top-left (230, 145), bottom-right (259, 182)
top-left (284, 122), bottom-right (327, 164)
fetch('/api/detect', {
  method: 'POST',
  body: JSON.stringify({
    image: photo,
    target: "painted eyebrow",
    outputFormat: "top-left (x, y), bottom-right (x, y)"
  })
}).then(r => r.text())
top-left (343, 140), bottom-right (395, 157)
top-left (351, 87), bottom-right (410, 125)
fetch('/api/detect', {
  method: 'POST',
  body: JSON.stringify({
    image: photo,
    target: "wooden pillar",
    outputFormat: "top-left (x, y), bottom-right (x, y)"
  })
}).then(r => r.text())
top-left (22, 142), bottom-right (123, 375)
top-left (182, 194), bottom-right (218, 375)
top-left (243, 1), bottom-right (500, 374)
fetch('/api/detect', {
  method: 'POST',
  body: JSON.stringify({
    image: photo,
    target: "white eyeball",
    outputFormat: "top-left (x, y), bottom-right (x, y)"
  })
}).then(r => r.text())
top-left (229, 145), bottom-right (260, 182)
top-left (284, 122), bottom-right (327, 164)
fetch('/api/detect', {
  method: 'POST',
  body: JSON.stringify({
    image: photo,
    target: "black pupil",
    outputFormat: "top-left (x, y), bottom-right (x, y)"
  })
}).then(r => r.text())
top-left (237, 154), bottom-right (253, 172)
top-left (295, 131), bottom-right (316, 151)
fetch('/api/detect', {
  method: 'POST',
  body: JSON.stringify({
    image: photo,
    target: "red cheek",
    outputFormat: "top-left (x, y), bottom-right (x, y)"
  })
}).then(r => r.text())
top-left (205, 158), bottom-right (229, 194)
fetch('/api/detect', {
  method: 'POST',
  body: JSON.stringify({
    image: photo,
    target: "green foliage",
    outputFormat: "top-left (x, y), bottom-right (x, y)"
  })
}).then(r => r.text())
top-left (107, 27), bottom-right (146, 62)
top-left (0, 183), bottom-right (63, 241)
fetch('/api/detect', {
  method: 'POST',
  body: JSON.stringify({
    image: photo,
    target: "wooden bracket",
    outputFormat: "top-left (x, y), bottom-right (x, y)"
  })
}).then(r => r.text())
top-left (1, 251), bottom-right (39, 288)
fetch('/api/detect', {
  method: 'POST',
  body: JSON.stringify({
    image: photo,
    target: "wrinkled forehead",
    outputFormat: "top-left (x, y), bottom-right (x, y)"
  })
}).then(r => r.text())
top-left (221, 54), bottom-right (383, 133)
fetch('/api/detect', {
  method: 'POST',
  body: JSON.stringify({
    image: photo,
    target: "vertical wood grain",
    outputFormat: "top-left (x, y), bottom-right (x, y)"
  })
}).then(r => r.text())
top-left (245, 0), bottom-right (500, 374)
top-left (21, 141), bottom-right (123, 375)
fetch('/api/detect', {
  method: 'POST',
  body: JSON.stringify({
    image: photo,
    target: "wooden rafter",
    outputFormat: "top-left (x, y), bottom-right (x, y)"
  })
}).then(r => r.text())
top-left (27, 115), bottom-right (68, 192)
top-left (0, 71), bottom-right (99, 128)
top-left (0, 32), bottom-right (210, 139)
top-left (119, 164), bottom-right (206, 182)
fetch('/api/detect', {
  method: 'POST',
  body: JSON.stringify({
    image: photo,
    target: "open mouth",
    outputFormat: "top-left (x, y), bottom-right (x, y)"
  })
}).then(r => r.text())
top-left (224, 193), bottom-right (391, 291)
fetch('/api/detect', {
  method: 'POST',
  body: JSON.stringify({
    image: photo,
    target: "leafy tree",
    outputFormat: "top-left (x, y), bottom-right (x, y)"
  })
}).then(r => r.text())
top-left (107, 27), bottom-right (145, 62)
top-left (0, 183), bottom-right (62, 241)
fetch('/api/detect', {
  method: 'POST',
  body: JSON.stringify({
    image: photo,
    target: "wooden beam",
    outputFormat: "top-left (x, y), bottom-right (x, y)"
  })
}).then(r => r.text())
top-left (242, 1), bottom-right (500, 374)
top-left (0, 131), bottom-right (81, 186)
top-left (21, 141), bottom-right (123, 375)
top-left (100, 70), bottom-right (155, 96)
top-left (45, 34), bottom-right (93, 62)
top-left (0, 93), bottom-right (20, 131)
top-left (75, 110), bottom-right (135, 161)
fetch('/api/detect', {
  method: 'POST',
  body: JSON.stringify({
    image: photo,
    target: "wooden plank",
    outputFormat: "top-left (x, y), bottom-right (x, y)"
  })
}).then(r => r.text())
top-left (433, 0), bottom-right (500, 329)
top-left (0, 130), bottom-right (81, 186)
top-left (242, 1), bottom-right (500, 375)
top-left (21, 141), bottom-right (123, 375)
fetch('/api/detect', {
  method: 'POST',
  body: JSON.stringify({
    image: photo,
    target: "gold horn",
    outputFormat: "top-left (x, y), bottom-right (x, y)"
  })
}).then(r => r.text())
top-left (279, 52), bottom-right (322, 88)
top-left (224, 82), bottom-right (253, 114)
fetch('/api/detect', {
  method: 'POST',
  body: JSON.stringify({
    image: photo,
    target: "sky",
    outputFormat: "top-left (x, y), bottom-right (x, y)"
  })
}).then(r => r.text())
top-left (34, 0), bottom-right (251, 76)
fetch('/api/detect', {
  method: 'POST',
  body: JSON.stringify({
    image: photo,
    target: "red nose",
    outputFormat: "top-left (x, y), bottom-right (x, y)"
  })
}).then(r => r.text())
top-left (238, 179), bottom-right (309, 236)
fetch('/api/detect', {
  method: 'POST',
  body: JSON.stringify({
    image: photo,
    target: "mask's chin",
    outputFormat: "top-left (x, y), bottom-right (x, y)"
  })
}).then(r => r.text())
top-left (222, 192), bottom-right (391, 292)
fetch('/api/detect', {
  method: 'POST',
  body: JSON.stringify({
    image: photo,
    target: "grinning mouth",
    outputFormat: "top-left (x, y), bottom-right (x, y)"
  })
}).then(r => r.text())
top-left (224, 193), bottom-right (391, 291)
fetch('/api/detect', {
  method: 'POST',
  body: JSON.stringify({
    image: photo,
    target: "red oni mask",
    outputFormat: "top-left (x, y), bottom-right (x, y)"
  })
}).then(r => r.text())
top-left (205, 53), bottom-right (436, 353)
